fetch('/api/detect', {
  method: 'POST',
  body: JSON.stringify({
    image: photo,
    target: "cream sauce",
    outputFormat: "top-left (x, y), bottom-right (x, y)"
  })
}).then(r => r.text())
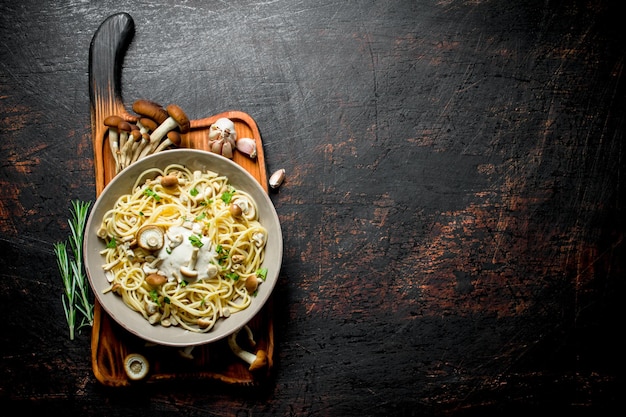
top-left (155, 225), bottom-right (218, 282)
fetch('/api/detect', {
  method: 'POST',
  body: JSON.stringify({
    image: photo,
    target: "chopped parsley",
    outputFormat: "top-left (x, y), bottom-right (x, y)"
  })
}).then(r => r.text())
top-left (189, 187), bottom-right (199, 197)
top-left (143, 188), bottom-right (161, 201)
top-left (216, 244), bottom-right (229, 263)
top-left (221, 188), bottom-right (235, 204)
top-left (106, 238), bottom-right (117, 248)
top-left (149, 289), bottom-right (160, 305)
top-left (256, 267), bottom-right (268, 280)
top-left (195, 212), bottom-right (206, 221)
top-left (225, 272), bottom-right (239, 281)
top-left (189, 234), bottom-right (204, 248)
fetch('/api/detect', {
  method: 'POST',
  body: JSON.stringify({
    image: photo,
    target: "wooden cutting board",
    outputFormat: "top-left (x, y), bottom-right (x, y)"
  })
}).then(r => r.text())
top-left (88, 12), bottom-right (274, 387)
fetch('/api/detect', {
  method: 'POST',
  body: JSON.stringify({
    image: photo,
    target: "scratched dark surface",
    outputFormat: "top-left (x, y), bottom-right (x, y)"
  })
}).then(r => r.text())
top-left (0, 0), bottom-right (624, 415)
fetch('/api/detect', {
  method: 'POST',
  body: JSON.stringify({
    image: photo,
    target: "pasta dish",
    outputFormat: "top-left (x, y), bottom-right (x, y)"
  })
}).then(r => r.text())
top-left (96, 163), bottom-right (269, 333)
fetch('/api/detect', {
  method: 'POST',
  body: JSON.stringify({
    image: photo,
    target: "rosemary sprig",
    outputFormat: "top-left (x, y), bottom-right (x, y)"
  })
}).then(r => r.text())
top-left (54, 199), bottom-right (93, 340)
top-left (54, 241), bottom-right (77, 340)
top-left (68, 200), bottom-right (93, 325)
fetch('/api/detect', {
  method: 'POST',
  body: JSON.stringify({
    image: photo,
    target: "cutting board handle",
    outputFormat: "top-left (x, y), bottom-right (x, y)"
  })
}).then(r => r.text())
top-left (88, 12), bottom-right (135, 193)
top-left (89, 12), bottom-right (134, 111)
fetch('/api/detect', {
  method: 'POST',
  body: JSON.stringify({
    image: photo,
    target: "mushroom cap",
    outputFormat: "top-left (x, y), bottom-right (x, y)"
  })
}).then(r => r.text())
top-left (138, 117), bottom-right (158, 132)
top-left (132, 99), bottom-right (168, 124)
top-left (229, 202), bottom-right (243, 217)
top-left (160, 174), bottom-right (179, 188)
top-left (130, 129), bottom-right (142, 142)
top-left (166, 130), bottom-right (182, 146)
top-left (104, 115), bottom-right (124, 127)
top-left (118, 120), bottom-right (132, 133)
top-left (249, 350), bottom-right (268, 371)
top-left (136, 225), bottom-right (165, 251)
top-left (165, 104), bottom-right (190, 133)
top-left (244, 275), bottom-right (260, 294)
top-left (145, 273), bottom-right (167, 287)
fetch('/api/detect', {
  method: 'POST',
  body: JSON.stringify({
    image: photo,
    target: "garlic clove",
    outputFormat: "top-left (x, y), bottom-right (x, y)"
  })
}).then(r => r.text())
top-left (222, 141), bottom-right (234, 158)
top-left (236, 138), bottom-right (257, 159)
top-left (269, 168), bottom-right (285, 189)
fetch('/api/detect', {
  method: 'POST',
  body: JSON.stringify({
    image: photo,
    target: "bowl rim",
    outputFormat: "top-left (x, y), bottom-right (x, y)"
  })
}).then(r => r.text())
top-left (83, 149), bottom-right (283, 347)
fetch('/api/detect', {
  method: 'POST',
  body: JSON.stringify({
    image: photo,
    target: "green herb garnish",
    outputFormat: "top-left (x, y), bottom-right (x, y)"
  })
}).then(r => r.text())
top-left (143, 188), bottom-right (161, 201)
top-left (149, 289), bottom-right (160, 305)
top-left (256, 267), bottom-right (268, 280)
top-left (221, 188), bottom-right (235, 204)
top-left (53, 200), bottom-right (93, 340)
top-left (189, 234), bottom-right (204, 248)
top-left (190, 187), bottom-right (199, 197)
top-left (225, 272), bottom-right (240, 281)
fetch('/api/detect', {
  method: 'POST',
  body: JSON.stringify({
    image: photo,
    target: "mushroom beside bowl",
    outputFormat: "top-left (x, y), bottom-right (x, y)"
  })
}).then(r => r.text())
top-left (83, 149), bottom-right (283, 347)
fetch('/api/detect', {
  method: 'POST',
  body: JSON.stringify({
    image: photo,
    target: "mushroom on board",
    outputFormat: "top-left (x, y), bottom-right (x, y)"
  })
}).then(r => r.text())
top-left (140, 104), bottom-right (190, 159)
top-left (132, 99), bottom-right (168, 124)
top-left (131, 117), bottom-right (158, 163)
top-left (103, 115), bottom-right (124, 172)
top-left (153, 130), bottom-right (182, 154)
top-left (117, 120), bottom-right (133, 169)
top-left (227, 326), bottom-right (268, 371)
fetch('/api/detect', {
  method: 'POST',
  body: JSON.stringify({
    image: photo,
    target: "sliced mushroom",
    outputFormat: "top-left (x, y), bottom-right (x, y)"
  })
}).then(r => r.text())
top-left (252, 231), bottom-right (267, 248)
top-left (136, 225), bottom-right (165, 251)
top-left (206, 263), bottom-right (219, 279)
top-left (124, 353), bottom-right (149, 381)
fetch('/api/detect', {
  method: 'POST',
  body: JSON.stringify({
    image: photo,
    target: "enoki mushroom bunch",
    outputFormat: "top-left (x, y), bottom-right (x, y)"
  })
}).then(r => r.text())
top-left (104, 100), bottom-right (190, 174)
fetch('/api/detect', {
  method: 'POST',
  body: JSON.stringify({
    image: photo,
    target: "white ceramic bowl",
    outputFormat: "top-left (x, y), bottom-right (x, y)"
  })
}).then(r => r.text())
top-left (83, 149), bottom-right (282, 347)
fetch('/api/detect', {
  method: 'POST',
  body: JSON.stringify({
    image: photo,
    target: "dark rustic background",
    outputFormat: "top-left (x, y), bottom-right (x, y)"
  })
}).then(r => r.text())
top-left (1, 0), bottom-right (624, 415)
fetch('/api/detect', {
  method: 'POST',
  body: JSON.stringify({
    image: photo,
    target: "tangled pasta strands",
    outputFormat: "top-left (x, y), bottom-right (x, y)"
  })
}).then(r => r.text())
top-left (98, 164), bottom-right (268, 333)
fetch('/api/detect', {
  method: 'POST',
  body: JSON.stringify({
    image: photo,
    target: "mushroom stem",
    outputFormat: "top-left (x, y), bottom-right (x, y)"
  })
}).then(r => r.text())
top-left (153, 130), bottom-right (182, 153)
top-left (141, 104), bottom-right (189, 158)
top-left (227, 326), bottom-right (267, 371)
top-left (103, 115), bottom-right (123, 172)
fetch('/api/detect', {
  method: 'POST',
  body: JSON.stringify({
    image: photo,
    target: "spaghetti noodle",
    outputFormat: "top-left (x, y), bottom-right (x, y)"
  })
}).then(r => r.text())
top-left (96, 163), bottom-right (268, 333)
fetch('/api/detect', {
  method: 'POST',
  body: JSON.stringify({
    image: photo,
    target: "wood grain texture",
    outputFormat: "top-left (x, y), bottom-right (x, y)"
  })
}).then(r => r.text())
top-left (0, 0), bottom-right (624, 415)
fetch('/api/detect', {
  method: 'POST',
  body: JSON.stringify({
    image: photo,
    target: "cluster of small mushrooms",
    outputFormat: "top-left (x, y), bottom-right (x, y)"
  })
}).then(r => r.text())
top-left (104, 100), bottom-right (259, 174)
